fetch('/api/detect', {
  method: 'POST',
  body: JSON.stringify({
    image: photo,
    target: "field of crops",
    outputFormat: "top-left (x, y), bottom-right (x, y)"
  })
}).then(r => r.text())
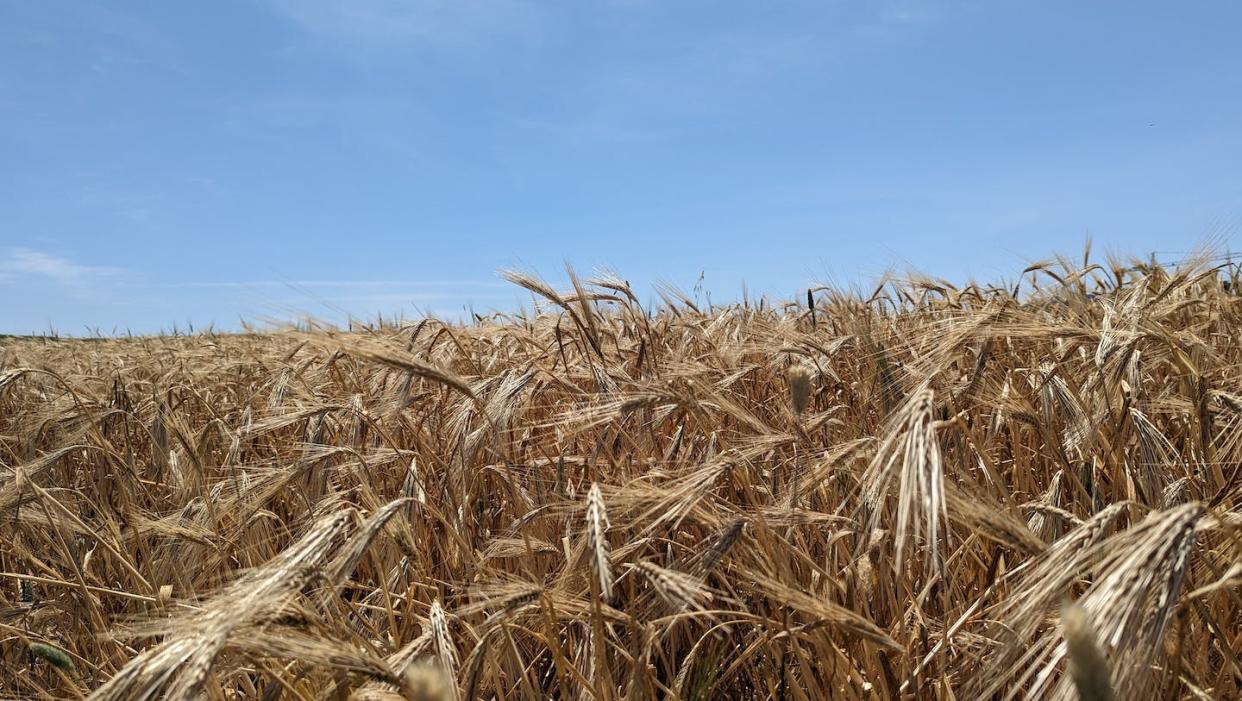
top-left (1, 256), bottom-right (1239, 699)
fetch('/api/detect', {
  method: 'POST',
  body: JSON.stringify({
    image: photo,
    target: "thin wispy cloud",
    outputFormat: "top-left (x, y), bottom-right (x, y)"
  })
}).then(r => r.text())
top-left (265, 0), bottom-right (538, 47)
top-left (273, 292), bottom-right (507, 305)
top-left (227, 93), bottom-right (423, 150)
top-left (166, 279), bottom-right (509, 289)
top-left (0, 249), bottom-right (123, 285)
top-left (568, 6), bottom-right (932, 132)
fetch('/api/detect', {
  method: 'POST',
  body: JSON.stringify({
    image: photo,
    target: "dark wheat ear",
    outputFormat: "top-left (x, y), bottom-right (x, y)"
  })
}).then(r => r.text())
top-left (27, 642), bottom-right (76, 674)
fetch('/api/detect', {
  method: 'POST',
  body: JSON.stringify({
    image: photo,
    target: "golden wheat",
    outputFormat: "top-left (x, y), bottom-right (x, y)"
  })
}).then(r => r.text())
top-left (0, 250), bottom-right (1238, 699)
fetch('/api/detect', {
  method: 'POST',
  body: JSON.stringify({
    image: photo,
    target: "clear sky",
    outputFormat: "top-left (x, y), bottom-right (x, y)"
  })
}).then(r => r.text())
top-left (2, 1), bottom-right (1240, 334)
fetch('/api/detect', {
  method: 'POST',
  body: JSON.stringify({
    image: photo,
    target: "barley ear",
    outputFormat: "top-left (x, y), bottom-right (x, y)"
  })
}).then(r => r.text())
top-left (427, 600), bottom-right (460, 701)
top-left (1060, 602), bottom-right (1114, 701)
top-left (786, 364), bottom-right (813, 416)
top-left (585, 483), bottom-right (613, 599)
top-left (399, 660), bottom-right (454, 701)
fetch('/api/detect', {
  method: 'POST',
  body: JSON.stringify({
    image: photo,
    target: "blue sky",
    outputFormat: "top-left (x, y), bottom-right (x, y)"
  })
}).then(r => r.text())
top-left (2, 1), bottom-right (1240, 334)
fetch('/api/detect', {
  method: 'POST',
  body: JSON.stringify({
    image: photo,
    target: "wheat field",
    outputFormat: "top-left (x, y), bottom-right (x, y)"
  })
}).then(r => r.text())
top-left (1, 253), bottom-right (1239, 699)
